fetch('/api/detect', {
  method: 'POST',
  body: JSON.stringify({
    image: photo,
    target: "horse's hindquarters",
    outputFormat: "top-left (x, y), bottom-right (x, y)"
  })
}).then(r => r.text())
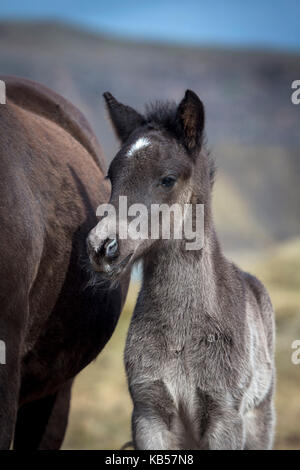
top-left (0, 77), bottom-right (128, 447)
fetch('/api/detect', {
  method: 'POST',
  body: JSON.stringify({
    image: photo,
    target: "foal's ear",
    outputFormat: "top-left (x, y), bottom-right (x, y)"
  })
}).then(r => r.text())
top-left (176, 90), bottom-right (205, 154)
top-left (103, 92), bottom-right (146, 142)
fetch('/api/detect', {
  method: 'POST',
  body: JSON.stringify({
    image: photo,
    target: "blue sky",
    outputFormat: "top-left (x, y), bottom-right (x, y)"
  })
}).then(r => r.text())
top-left (0, 0), bottom-right (300, 51)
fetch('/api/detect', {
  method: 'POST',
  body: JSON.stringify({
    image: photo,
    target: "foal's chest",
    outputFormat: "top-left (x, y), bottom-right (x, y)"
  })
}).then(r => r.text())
top-left (163, 323), bottom-right (239, 392)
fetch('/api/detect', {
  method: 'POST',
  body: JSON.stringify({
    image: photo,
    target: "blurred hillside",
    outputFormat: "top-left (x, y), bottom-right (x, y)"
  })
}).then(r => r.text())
top-left (0, 20), bottom-right (299, 251)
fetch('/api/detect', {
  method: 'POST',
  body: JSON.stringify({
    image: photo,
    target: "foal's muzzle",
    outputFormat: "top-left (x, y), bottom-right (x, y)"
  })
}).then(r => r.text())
top-left (86, 233), bottom-right (131, 280)
top-left (87, 235), bottom-right (118, 264)
top-left (105, 238), bottom-right (119, 258)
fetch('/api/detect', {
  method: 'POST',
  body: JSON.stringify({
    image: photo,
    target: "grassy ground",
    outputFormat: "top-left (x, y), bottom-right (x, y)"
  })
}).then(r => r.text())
top-left (63, 238), bottom-right (300, 450)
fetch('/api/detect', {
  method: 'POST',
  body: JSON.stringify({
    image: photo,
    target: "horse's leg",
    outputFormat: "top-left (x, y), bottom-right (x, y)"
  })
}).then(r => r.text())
top-left (0, 346), bottom-right (21, 448)
top-left (0, 293), bottom-right (27, 449)
top-left (14, 380), bottom-right (73, 450)
top-left (130, 380), bottom-right (178, 450)
top-left (38, 379), bottom-right (73, 450)
top-left (205, 411), bottom-right (245, 450)
top-left (244, 382), bottom-right (275, 450)
top-left (132, 407), bottom-right (175, 450)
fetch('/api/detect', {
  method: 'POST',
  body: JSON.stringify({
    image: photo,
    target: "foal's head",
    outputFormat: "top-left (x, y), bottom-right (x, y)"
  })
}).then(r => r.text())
top-left (87, 90), bottom-right (215, 280)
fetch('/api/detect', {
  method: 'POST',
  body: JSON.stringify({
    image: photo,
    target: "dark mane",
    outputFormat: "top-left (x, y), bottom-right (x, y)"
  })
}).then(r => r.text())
top-left (145, 100), bottom-right (178, 132)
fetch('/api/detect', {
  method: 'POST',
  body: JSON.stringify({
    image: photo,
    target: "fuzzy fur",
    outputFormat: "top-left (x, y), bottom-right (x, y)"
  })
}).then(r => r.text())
top-left (90, 90), bottom-right (276, 450)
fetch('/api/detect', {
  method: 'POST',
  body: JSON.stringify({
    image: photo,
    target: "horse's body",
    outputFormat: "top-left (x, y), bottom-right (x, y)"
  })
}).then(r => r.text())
top-left (0, 76), bottom-right (128, 449)
top-left (88, 90), bottom-right (276, 449)
top-left (126, 242), bottom-right (275, 449)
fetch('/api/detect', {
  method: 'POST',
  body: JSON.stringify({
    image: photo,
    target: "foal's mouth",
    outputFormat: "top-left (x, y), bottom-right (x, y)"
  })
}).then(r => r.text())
top-left (90, 252), bottom-right (133, 281)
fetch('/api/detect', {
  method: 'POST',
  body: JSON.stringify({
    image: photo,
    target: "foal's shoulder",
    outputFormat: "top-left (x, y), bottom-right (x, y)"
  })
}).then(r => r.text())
top-left (1, 75), bottom-right (106, 172)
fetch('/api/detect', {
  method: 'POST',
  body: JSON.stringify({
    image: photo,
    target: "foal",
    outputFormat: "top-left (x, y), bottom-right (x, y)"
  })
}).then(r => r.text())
top-left (87, 90), bottom-right (275, 450)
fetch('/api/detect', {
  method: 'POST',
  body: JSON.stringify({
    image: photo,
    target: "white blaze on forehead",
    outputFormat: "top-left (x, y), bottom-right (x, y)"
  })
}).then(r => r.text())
top-left (127, 137), bottom-right (150, 157)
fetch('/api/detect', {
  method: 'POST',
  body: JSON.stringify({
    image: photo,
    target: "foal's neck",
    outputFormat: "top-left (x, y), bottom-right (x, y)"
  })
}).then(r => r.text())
top-left (142, 224), bottom-right (222, 320)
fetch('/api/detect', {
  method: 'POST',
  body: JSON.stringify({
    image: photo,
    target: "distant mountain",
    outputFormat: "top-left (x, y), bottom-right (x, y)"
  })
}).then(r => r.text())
top-left (1, 21), bottom-right (299, 251)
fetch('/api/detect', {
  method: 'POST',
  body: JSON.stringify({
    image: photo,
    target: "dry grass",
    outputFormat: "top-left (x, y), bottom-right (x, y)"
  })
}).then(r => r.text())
top-left (63, 239), bottom-right (300, 450)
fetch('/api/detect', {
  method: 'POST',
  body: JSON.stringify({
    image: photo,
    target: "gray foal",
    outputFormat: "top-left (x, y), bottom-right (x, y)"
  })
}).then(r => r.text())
top-left (87, 90), bottom-right (276, 450)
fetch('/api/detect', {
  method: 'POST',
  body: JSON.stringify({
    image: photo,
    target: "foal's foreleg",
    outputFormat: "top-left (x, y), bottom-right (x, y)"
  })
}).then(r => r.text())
top-left (130, 380), bottom-right (176, 450)
top-left (132, 408), bottom-right (175, 450)
top-left (244, 381), bottom-right (275, 450)
top-left (206, 408), bottom-right (246, 450)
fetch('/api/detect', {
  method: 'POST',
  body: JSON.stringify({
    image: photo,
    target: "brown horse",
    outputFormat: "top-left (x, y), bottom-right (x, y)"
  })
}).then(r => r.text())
top-left (0, 76), bottom-right (129, 449)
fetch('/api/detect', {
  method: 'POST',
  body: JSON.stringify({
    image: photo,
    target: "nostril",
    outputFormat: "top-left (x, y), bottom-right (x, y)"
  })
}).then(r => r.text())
top-left (105, 239), bottom-right (118, 258)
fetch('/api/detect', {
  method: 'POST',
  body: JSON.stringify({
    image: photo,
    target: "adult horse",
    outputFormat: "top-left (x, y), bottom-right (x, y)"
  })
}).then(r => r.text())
top-left (0, 76), bottom-right (129, 449)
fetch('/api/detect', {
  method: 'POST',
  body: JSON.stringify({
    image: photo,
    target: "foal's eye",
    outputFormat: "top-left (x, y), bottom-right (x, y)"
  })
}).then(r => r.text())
top-left (160, 176), bottom-right (177, 189)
